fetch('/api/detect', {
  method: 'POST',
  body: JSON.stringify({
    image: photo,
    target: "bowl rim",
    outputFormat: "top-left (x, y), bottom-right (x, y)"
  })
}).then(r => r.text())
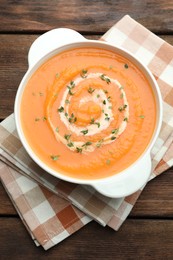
top-left (14, 39), bottom-right (163, 186)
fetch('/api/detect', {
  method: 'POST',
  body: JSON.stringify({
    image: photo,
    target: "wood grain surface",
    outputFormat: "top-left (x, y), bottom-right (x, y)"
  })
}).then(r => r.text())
top-left (1, 218), bottom-right (173, 259)
top-left (0, 0), bottom-right (173, 33)
top-left (0, 1), bottom-right (173, 259)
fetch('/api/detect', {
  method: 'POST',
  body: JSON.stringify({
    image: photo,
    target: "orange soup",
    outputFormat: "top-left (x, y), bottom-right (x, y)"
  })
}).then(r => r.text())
top-left (20, 47), bottom-right (156, 180)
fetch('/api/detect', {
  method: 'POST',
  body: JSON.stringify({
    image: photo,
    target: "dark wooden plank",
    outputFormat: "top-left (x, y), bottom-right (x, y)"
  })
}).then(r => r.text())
top-left (0, 34), bottom-right (173, 119)
top-left (1, 168), bottom-right (173, 217)
top-left (131, 168), bottom-right (173, 217)
top-left (0, 218), bottom-right (173, 259)
top-left (0, 34), bottom-right (38, 119)
top-left (0, 0), bottom-right (173, 33)
top-left (0, 183), bottom-right (16, 215)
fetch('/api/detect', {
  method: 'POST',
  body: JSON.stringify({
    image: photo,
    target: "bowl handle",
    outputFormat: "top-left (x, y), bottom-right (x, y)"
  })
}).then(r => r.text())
top-left (28, 28), bottom-right (86, 68)
top-left (92, 153), bottom-right (152, 198)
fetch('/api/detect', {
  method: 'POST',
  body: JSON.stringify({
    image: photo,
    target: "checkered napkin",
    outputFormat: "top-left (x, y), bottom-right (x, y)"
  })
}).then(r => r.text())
top-left (0, 15), bottom-right (173, 250)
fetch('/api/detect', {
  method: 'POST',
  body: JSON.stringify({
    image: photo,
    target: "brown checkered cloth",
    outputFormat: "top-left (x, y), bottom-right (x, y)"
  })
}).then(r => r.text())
top-left (0, 15), bottom-right (173, 250)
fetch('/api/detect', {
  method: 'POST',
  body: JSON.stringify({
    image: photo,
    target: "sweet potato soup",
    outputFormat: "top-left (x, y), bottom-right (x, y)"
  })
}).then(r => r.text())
top-left (20, 47), bottom-right (156, 180)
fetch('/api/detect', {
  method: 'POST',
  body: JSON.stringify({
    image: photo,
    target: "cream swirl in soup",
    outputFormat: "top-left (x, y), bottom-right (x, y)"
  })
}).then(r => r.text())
top-left (48, 72), bottom-right (129, 153)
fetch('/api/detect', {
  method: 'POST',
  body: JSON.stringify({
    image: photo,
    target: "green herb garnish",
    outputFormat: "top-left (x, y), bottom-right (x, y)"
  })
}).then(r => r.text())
top-left (88, 87), bottom-right (95, 94)
top-left (58, 106), bottom-right (64, 112)
top-left (76, 147), bottom-right (82, 153)
top-left (81, 129), bottom-right (88, 135)
top-left (111, 136), bottom-right (116, 140)
top-left (107, 96), bottom-right (111, 102)
top-left (64, 134), bottom-right (71, 141)
top-left (68, 89), bottom-right (74, 95)
top-left (80, 69), bottom-right (88, 78)
top-left (139, 115), bottom-right (145, 118)
top-left (96, 139), bottom-right (104, 148)
top-left (118, 104), bottom-right (127, 112)
top-left (68, 113), bottom-right (77, 123)
top-left (103, 100), bottom-right (106, 105)
top-left (70, 81), bottom-right (74, 87)
top-left (95, 122), bottom-right (100, 128)
top-left (123, 117), bottom-right (128, 122)
top-left (100, 74), bottom-right (111, 84)
top-left (70, 113), bottom-right (74, 118)
top-left (124, 64), bottom-right (129, 69)
top-left (65, 99), bottom-right (70, 104)
top-left (55, 127), bottom-right (59, 133)
top-left (105, 116), bottom-right (110, 121)
top-left (112, 128), bottom-right (119, 134)
top-left (50, 155), bottom-right (59, 161)
top-left (90, 118), bottom-right (95, 124)
top-left (106, 159), bottom-right (111, 165)
top-left (67, 142), bottom-right (74, 147)
top-left (67, 81), bottom-right (75, 95)
top-left (86, 120), bottom-right (99, 127)
top-left (35, 117), bottom-right (40, 122)
top-left (82, 141), bottom-right (92, 148)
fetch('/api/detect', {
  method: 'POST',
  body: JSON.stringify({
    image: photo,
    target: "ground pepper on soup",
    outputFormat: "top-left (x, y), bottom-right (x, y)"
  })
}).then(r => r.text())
top-left (20, 47), bottom-right (156, 180)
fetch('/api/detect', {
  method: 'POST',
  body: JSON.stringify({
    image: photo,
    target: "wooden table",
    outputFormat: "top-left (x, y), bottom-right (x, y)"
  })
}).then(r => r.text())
top-left (1, 1), bottom-right (173, 259)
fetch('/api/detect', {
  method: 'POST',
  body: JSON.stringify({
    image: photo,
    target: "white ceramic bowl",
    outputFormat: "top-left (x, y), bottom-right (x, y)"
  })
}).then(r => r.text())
top-left (14, 28), bottom-right (163, 198)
